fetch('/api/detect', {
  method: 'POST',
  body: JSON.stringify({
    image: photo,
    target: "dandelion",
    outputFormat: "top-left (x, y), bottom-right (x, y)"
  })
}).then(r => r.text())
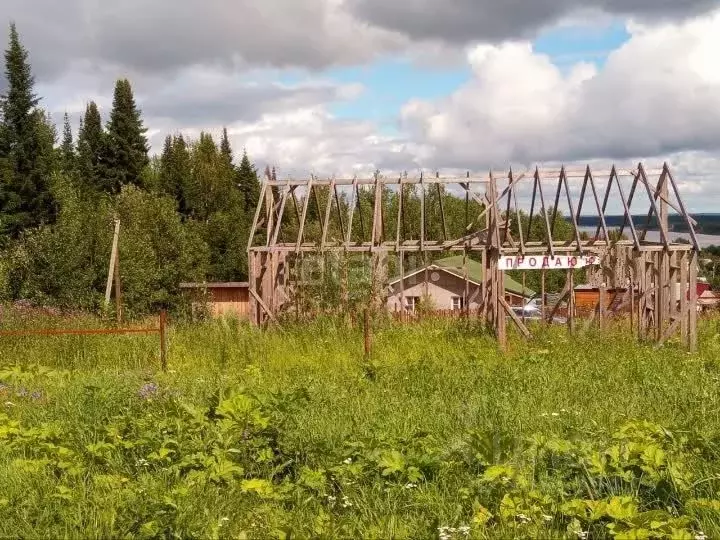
top-left (138, 383), bottom-right (159, 399)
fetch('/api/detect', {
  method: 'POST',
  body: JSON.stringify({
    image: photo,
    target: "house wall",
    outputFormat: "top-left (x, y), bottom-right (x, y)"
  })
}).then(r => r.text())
top-left (386, 270), bottom-right (526, 311)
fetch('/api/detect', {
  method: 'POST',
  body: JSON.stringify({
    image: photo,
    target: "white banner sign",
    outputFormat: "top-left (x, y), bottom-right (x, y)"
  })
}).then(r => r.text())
top-left (499, 255), bottom-right (601, 271)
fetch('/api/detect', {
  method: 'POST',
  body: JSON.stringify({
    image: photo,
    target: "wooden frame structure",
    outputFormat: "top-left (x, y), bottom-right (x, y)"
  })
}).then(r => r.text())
top-left (247, 163), bottom-right (699, 350)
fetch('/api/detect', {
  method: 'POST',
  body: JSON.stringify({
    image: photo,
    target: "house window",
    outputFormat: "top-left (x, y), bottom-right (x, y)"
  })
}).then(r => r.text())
top-left (405, 296), bottom-right (420, 312)
top-left (451, 296), bottom-right (464, 310)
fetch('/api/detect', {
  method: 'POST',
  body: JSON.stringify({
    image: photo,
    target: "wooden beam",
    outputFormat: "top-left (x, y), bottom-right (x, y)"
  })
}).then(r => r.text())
top-left (561, 166), bottom-right (583, 253)
top-left (535, 168), bottom-right (555, 258)
top-left (296, 177), bottom-right (313, 252)
top-left (500, 297), bottom-right (531, 339)
top-left (249, 287), bottom-right (278, 324)
top-left (321, 179), bottom-right (336, 250)
top-left (665, 164), bottom-right (701, 252)
top-left (247, 181), bottom-right (268, 249)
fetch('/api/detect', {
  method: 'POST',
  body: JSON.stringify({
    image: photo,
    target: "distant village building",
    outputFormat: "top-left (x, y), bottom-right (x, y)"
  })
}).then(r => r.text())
top-left (387, 255), bottom-right (534, 312)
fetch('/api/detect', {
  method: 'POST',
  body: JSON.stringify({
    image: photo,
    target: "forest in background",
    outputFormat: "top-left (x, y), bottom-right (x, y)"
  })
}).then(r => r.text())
top-left (1, 24), bottom-right (677, 318)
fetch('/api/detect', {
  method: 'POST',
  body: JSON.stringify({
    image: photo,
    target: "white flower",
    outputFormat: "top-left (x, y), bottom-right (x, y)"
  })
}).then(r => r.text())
top-left (543, 514), bottom-right (553, 522)
top-left (135, 458), bottom-right (150, 467)
top-left (404, 482), bottom-right (417, 489)
top-left (457, 525), bottom-right (471, 536)
top-left (551, 412), bottom-right (560, 417)
top-left (577, 532), bottom-right (588, 540)
top-left (343, 458), bottom-right (353, 464)
top-left (516, 513), bottom-right (531, 524)
top-left (695, 533), bottom-right (707, 540)
top-left (342, 495), bottom-right (352, 508)
top-left (327, 495), bottom-right (336, 505)
top-left (218, 517), bottom-right (229, 527)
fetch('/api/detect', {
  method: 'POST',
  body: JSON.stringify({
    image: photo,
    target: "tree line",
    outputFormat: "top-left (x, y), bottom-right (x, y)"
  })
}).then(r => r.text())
top-left (0, 24), bottom-right (262, 316)
top-left (0, 24), bottom-right (585, 318)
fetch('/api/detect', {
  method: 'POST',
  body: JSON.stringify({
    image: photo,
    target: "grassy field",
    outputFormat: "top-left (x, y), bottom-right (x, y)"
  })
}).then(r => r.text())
top-left (2, 311), bottom-right (720, 539)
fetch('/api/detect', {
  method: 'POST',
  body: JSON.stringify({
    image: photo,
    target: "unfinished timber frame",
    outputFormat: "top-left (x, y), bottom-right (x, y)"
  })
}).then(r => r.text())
top-left (247, 163), bottom-right (700, 351)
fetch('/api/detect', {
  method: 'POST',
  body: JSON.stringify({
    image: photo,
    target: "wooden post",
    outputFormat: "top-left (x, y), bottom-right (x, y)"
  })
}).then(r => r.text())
top-left (159, 310), bottom-right (167, 372)
top-left (399, 251), bottom-right (405, 322)
top-left (114, 240), bottom-right (122, 324)
top-left (680, 250), bottom-right (689, 344)
top-left (105, 219), bottom-right (120, 307)
top-left (598, 284), bottom-right (606, 331)
top-left (689, 250), bottom-right (698, 352)
top-left (522, 272), bottom-right (527, 324)
top-left (541, 270), bottom-right (546, 324)
top-left (567, 269), bottom-right (575, 334)
top-left (363, 308), bottom-right (371, 358)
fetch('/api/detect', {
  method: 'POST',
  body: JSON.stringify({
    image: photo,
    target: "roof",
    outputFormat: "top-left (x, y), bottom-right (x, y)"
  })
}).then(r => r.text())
top-left (180, 282), bottom-right (249, 289)
top-left (389, 255), bottom-right (535, 297)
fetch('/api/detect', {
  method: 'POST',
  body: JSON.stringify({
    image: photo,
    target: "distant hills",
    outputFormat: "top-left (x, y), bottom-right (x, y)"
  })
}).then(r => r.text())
top-left (574, 214), bottom-right (720, 235)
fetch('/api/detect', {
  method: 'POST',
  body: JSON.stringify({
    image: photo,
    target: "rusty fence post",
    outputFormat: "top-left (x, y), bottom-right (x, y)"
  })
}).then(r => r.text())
top-left (160, 310), bottom-right (168, 372)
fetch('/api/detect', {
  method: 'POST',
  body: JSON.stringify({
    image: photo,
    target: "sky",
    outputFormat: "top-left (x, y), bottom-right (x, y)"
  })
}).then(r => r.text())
top-left (1, 0), bottom-right (720, 211)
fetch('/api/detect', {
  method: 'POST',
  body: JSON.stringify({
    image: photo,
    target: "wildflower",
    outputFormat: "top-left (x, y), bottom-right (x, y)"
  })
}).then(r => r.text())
top-left (343, 457), bottom-right (353, 465)
top-left (438, 527), bottom-right (451, 540)
top-left (543, 514), bottom-right (553, 522)
top-left (327, 495), bottom-right (336, 505)
top-left (138, 383), bottom-right (159, 399)
top-left (577, 532), bottom-right (588, 540)
top-left (457, 525), bottom-right (470, 536)
top-left (341, 495), bottom-right (352, 508)
top-left (551, 412), bottom-right (560, 417)
top-left (218, 517), bottom-right (230, 527)
top-left (516, 513), bottom-right (531, 524)
top-left (135, 458), bottom-right (150, 467)
top-left (403, 482), bottom-right (417, 489)
top-left (695, 533), bottom-right (707, 540)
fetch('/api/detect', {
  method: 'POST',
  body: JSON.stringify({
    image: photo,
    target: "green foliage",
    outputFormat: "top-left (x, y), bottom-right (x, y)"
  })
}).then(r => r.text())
top-left (103, 79), bottom-right (149, 193)
top-left (76, 101), bottom-right (106, 192)
top-left (0, 23), bottom-right (57, 239)
top-left (1, 317), bottom-right (720, 537)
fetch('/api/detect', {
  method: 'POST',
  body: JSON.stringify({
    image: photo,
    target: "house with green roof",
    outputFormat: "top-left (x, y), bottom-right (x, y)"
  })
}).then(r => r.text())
top-left (387, 255), bottom-right (535, 312)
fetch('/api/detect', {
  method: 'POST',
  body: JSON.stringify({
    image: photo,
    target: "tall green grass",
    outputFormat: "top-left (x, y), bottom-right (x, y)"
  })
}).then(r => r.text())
top-left (2, 313), bottom-right (720, 538)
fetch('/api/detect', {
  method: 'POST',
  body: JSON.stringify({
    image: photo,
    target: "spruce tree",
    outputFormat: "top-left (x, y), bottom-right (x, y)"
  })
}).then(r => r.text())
top-left (104, 78), bottom-right (149, 193)
top-left (0, 23), bottom-right (56, 238)
top-left (237, 149), bottom-right (260, 213)
top-left (60, 112), bottom-right (75, 174)
top-left (220, 127), bottom-right (233, 165)
top-left (76, 101), bottom-right (105, 190)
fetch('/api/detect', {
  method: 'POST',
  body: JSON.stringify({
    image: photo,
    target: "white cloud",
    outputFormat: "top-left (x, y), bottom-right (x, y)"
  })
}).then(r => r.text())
top-left (400, 10), bottom-right (720, 169)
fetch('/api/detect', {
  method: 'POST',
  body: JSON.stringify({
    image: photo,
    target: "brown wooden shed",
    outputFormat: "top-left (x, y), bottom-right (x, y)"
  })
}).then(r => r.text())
top-left (179, 282), bottom-right (250, 319)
